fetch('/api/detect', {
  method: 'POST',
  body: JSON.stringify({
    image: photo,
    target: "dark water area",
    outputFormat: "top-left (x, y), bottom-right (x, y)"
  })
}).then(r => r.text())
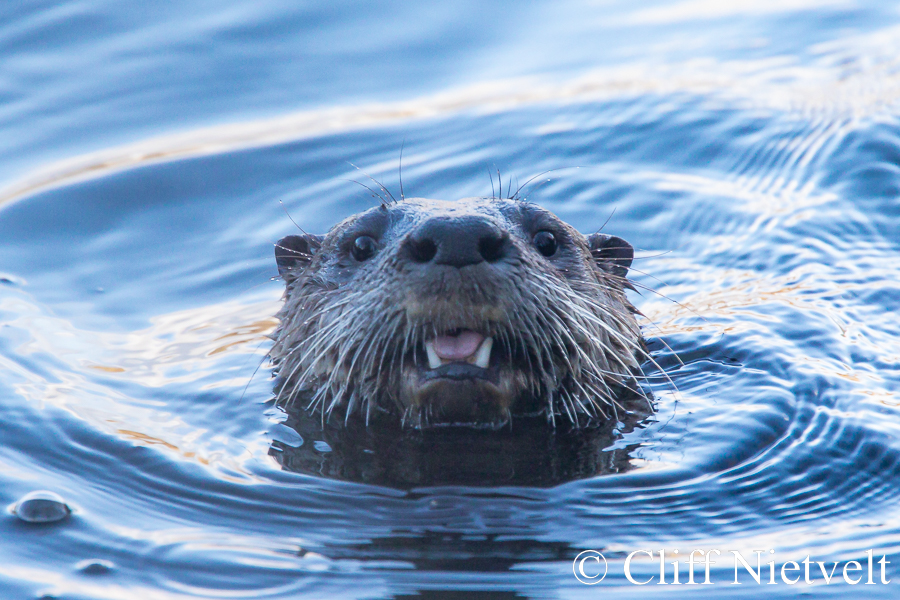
top-left (2, 1), bottom-right (900, 598)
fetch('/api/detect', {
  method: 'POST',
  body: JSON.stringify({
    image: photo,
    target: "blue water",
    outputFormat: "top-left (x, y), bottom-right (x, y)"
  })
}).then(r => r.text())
top-left (2, 0), bottom-right (900, 598)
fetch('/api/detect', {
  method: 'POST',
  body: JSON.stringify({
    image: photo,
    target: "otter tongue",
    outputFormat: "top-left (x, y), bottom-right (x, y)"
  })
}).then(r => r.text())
top-left (432, 330), bottom-right (484, 361)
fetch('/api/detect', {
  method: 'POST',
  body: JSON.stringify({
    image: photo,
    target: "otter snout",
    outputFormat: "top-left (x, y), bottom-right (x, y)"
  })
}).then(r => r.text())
top-left (404, 216), bottom-right (511, 267)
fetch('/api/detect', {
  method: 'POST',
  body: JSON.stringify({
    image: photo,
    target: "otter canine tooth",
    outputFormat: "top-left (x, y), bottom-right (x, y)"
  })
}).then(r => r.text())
top-left (425, 341), bottom-right (442, 370)
top-left (472, 337), bottom-right (493, 369)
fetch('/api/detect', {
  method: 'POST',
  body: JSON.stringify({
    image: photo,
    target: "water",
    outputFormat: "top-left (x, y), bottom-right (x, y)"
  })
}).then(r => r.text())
top-left (1, 0), bottom-right (899, 598)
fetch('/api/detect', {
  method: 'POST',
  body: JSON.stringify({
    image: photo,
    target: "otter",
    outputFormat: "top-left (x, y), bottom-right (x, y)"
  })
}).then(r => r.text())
top-left (270, 197), bottom-right (648, 429)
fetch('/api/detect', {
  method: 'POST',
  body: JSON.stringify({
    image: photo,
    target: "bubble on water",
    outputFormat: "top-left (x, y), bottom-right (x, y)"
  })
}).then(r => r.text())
top-left (12, 490), bottom-right (71, 524)
top-left (75, 559), bottom-right (114, 575)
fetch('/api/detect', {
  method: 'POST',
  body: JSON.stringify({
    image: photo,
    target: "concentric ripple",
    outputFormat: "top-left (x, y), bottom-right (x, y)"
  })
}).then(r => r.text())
top-left (2, 1), bottom-right (900, 598)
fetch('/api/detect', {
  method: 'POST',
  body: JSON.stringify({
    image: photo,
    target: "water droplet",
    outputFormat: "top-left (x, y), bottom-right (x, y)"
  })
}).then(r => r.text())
top-left (75, 559), bottom-right (114, 575)
top-left (13, 490), bottom-right (71, 523)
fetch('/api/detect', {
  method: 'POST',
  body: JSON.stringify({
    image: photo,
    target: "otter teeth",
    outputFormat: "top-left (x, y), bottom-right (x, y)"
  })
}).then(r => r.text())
top-left (471, 336), bottom-right (493, 369)
top-left (424, 336), bottom-right (493, 369)
top-left (425, 341), bottom-right (442, 369)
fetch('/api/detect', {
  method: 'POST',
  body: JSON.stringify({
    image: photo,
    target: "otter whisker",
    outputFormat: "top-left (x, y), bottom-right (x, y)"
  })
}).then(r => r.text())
top-left (510, 167), bottom-right (580, 201)
top-left (270, 195), bottom-right (663, 430)
top-left (347, 161), bottom-right (396, 204)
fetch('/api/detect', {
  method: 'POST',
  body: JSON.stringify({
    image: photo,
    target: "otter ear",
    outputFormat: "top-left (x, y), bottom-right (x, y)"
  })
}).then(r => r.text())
top-left (586, 233), bottom-right (633, 279)
top-left (275, 234), bottom-right (324, 280)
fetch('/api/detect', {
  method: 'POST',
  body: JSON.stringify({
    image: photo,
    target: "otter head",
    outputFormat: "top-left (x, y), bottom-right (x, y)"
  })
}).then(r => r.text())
top-left (271, 198), bottom-right (644, 429)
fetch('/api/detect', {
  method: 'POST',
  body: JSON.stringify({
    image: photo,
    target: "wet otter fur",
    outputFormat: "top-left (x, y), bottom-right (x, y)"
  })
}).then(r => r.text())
top-left (270, 197), bottom-right (648, 429)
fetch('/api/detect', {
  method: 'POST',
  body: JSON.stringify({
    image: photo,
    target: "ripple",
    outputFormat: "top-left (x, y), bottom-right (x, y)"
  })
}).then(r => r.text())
top-left (3, 21), bottom-right (900, 208)
top-left (2, 2), bottom-right (900, 597)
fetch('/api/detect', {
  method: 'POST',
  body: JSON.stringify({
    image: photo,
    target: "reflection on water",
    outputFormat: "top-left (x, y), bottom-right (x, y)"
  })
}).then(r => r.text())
top-left (4, 18), bottom-right (900, 209)
top-left (272, 399), bottom-right (652, 488)
top-left (1, 0), bottom-right (900, 598)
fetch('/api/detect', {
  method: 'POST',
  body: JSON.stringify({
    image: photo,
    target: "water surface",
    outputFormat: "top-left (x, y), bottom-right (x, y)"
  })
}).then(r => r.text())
top-left (1, 1), bottom-right (900, 598)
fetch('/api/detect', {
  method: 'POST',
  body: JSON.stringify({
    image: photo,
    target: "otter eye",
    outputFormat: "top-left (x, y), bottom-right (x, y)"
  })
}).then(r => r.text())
top-left (533, 230), bottom-right (558, 257)
top-left (351, 235), bottom-right (377, 262)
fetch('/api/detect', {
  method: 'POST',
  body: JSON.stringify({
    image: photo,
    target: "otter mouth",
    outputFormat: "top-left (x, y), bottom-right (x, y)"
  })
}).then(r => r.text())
top-left (423, 330), bottom-right (494, 373)
top-left (406, 328), bottom-right (511, 427)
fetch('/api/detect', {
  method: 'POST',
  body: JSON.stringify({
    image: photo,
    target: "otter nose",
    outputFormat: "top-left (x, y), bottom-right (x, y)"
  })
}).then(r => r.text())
top-left (406, 216), bottom-right (509, 267)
